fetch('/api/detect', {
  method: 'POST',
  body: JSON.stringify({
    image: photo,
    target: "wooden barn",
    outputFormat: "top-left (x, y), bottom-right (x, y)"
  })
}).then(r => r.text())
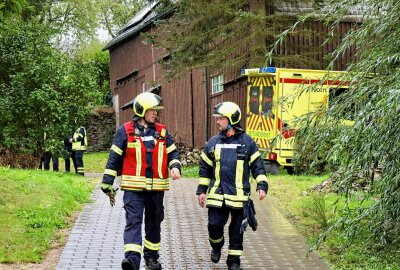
top-left (103, 1), bottom-right (362, 149)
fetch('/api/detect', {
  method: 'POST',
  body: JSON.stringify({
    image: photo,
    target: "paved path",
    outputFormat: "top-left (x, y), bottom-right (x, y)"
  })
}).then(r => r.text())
top-left (56, 177), bottom-right (330, 270)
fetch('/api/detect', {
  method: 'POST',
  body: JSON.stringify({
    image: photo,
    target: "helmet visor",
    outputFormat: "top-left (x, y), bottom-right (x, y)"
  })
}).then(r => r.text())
top-left (150, 105), bottom-right (164, 110)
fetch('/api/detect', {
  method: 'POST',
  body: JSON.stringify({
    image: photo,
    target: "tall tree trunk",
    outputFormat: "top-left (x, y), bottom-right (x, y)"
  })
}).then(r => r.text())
top-left (249, 0), bottom-right (267, 67)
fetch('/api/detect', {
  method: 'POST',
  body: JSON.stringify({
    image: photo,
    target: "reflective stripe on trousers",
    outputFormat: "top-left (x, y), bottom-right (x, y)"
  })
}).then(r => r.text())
top-left (208, 204), bottom-right (244, 265)
top-left (123, 190), bottom-right (165, 267)
top-left (72, 150), bottom-right (84, 175)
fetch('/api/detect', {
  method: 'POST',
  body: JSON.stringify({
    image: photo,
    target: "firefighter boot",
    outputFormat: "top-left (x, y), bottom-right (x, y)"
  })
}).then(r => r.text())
top-left (121, 258), bottom-right (138, 270)
top-left (211, 249), bottom-right (221, 263)
top-left (228, 262), bottom-right (241, 270)
top-left (145, 258), bottom-right (162, 270)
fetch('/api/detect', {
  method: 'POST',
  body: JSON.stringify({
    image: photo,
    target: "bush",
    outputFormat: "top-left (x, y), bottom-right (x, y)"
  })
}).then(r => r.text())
top-left (293, 124), bottom-right (342, 174)
top-left (0, 146), bottom-right (38, 168)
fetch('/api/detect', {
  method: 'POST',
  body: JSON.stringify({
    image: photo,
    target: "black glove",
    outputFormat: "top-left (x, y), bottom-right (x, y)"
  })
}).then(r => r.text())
top-left (240, 198), bottom-right (257, 234)
top-left (247, 198), bottom-right (258, 231)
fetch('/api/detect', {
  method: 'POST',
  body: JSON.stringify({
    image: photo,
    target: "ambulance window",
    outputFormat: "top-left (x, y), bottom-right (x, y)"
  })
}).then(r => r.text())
top-left (261, 86), bottom-right (273, 114)
top-left (249, 86), bottom-right (260, 114)
top-left (329, 87), bottom-right (355, 120)
top-left (329, 87), bottom-right (347, 99)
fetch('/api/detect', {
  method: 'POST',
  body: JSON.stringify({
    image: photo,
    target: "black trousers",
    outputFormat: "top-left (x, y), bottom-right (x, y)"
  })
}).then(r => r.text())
top-left (41, 152), bottom-right (59, 171)
top-left (208, 204), bottom-right (244, 266)
top-left (123, 190), bottom-right (164, 268)
top-left (64, 147), bottom-right (72, 172)
top-left (71, 150), bottom-right (84, 175)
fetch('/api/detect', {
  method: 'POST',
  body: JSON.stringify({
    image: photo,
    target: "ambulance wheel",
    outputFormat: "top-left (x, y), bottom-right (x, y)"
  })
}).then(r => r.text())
top-left (265, 161), bottom-right (280, 175)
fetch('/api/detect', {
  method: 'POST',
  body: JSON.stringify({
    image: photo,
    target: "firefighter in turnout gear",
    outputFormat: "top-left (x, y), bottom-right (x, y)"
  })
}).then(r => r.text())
top-left (70, 126), bottom-right (87, 175)
top-left (101, 92), bottom-right (181, 270)
top-left (197, 102), bottom-right (268, 270)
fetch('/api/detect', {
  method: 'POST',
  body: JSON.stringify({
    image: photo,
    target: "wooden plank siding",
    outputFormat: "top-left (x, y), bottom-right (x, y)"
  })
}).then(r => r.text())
top-left (274, 20), bottom-right (358, 70)
top-left (107, 14), bottom-right (359, 149)
top-left (109, 27), bottom-right (207, 148)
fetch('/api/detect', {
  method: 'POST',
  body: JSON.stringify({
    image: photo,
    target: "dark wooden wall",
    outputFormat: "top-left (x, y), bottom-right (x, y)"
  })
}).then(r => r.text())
top-left (108, 18), bottom-right (359, 149)
top-left (109, 27), bottom-right (207, 148)
top-left (274, 20), bottom-right (358, 70)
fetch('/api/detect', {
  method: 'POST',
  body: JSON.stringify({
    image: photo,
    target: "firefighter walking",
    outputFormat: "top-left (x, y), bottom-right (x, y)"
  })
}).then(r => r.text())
top-left (101, 92), bottom-right (181, 270)
top-left (197, 101), bottom-right (268, 270)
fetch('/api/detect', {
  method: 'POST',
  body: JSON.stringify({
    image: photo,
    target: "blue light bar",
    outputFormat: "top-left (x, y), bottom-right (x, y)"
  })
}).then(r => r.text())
top-left (259, 67), bottom-right (276, 73)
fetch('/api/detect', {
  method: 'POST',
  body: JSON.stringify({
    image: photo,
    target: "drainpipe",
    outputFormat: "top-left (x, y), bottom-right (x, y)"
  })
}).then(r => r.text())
top-left (151, 27), bottom-right (156, 82)
top-left (190, 69), bottom-right (195, 148)
top-left (204, 67), bottom-right (209, 141)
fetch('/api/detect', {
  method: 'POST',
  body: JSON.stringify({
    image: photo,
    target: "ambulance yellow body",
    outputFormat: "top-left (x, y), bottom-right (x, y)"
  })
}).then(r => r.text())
top-left (242, 67), bottom-right (348, 174)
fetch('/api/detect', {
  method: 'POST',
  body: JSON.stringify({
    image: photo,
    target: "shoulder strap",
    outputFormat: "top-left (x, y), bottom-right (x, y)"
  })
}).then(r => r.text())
top-left (154, 122), bottom-right (167, 138)
top-left (123, 121), bottom-right (134, 136)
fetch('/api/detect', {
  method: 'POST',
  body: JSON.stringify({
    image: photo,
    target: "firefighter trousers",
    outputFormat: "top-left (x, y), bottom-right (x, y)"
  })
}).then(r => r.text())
top-left (64, 147), bottom-right (72, 172)
top-left (71, 150), bottom-right (84, 175)
top-left (123, 190), bottom-right (164, 267)
top-left (208, 204), bottom-right (244, 266)
top-left (42, 152), bottom-right (59, 171)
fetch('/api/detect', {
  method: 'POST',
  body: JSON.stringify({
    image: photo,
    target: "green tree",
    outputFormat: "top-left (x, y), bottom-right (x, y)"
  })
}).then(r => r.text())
top-left (76, 41), bottom-right (111, 106)
top-left (0, 19), bottom-right (100, 162)
top-left (0, 0), bottom-right (27, 21)
top-left (149, 0), bottom-right (318, 78)
top-left (20, 0), bottom-right (100, 42)
top-left (0, 0), bottom-right (162, 166)
top-left (98, 0), bottom-right (148, 38)
top-left (275, 0), bottom-right (400, 245)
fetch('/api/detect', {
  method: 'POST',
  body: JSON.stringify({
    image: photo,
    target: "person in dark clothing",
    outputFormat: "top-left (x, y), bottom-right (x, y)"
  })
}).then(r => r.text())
top-left (43, 151), bottom-right (59, 171)
top-left (38, 132), bottom-right (59, 172)
top-left (196, 102), bottom-right (268, 270)
top-left (70, 126), bottom-right (87, 175)
top-left (101, 92), bottom-right (181, 270)
top-left (63, 137), bottom-right (73, 172)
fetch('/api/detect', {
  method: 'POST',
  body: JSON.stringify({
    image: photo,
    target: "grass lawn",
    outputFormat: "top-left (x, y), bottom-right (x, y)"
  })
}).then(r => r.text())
top-left (56, 151), bottom-right (109, 173)
top-left (0, 152), bottom-right (200, 264)
top-left (0, 167), bottom-right (95, 263)
top-left (1, 153), bottom-right (399, 269)
top-left (267, 172), bottom-right (400, 270)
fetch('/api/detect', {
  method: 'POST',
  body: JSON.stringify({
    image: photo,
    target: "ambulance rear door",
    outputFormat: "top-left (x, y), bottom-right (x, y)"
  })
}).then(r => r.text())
top-left (245, 72), bottom-right (277, 155)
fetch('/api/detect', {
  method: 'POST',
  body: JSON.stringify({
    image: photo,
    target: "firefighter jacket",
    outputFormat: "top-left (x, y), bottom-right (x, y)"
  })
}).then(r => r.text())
top-left (72, 127), bottom-right (87, 151)
top-left (102, 120), bottom-right (181, 191)
top-left (196, 129), bottom-right (268, 209)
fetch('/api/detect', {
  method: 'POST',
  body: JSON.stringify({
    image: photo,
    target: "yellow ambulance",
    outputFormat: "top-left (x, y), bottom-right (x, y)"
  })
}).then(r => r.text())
top-left (242, 67), bottom-right (348, 174)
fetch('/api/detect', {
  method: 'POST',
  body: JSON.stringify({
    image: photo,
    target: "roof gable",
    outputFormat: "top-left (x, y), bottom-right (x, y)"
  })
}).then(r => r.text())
top-left (103, 1), bottom-right (170, 51)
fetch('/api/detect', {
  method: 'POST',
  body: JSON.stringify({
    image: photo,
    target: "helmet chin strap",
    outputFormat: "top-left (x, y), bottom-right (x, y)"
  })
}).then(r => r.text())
top-left (222, 123), bottom-right (232, 133)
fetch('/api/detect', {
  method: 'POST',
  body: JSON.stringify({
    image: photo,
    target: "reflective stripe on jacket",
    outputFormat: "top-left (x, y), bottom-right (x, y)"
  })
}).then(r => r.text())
top-left (102, 120), bottom-right (181, 192)
top-left (121, 121), bottom-right (169, 191)
top-left (72, 127), bottom-right (87, 151)
top-left (196, 130), bottom-right (268, 209)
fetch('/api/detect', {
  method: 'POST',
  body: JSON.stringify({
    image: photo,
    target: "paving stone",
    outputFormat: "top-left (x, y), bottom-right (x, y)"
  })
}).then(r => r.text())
top-left (56, 179), bottom-right (330, 270)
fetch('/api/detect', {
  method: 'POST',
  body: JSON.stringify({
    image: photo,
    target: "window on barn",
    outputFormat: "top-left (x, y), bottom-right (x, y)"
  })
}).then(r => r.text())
top-left (211, 74), bottom-right (224, 94)
top-left (116, 70), bottom-right (138, 87)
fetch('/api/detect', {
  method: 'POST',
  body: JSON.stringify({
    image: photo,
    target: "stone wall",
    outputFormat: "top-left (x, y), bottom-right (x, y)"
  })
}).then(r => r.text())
top-left (176, 143), bottom-right (202, 166)
top-left (85, 108), bottom-right (204, 164)
top-left (85, 106), bottom-right (116, 152)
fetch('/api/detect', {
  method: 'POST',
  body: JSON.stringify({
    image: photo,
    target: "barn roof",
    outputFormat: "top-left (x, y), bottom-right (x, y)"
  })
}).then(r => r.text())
top-left (104, 1), bottom-right (365, 51)
top-left (277, 2), bottom-right (365, 22)
top-left (103, 1), bottom-right (171, 51)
